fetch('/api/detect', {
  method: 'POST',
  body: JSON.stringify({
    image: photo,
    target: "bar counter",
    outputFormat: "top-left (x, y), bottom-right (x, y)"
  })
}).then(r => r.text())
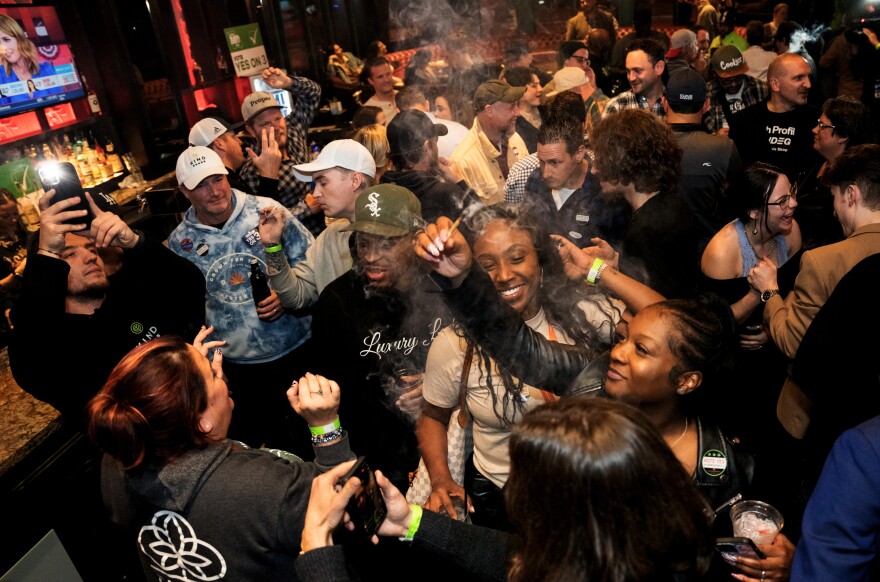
top-left (0, 348), bottom-right (62, 480)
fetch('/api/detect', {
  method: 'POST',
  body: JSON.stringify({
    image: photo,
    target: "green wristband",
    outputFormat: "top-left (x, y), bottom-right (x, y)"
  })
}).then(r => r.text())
top-left (400, 504), bottom-right (423, 541)
top-left (586, 258), bottom-right (604, 285)
top-left (264, 244), bottom-right (283, 253)
top-left (308, 417), bottom-right (341, 435)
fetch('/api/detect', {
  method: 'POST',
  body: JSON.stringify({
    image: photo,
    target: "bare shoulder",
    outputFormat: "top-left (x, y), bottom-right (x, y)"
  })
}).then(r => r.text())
top-left (701, 222), bottom-right (742, 279)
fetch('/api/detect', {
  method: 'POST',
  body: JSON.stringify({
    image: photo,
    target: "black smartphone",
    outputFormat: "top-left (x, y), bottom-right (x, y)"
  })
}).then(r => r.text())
top-left (38, 162), bottom-right (92, 226)
top-left (336, 456), bottom-right (387, 538)
top-left (715, 536), bottom-right (766, 561)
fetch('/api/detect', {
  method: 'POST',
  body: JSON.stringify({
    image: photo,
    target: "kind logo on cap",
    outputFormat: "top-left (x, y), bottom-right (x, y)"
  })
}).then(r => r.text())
top-left (190, 154), bottom-right (208, 169)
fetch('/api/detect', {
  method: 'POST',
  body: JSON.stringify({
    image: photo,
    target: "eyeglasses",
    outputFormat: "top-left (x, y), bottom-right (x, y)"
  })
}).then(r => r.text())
top-left (766, 182), bottom-right (798, 208)
top-left (570, 55), bottom-right (591, 66)
top-left (816, 120), bottom-right (836, 131)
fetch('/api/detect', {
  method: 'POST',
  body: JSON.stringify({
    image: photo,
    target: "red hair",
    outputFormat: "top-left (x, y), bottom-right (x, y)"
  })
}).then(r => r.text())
top-left (87, 336), bottom-right (210, 468)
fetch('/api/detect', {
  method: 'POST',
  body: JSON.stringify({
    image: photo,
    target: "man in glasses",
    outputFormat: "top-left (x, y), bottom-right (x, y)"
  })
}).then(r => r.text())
top-left (728, 53), bottom-right (821, 179)
top-left (543, 41), bottom-right (593, 95)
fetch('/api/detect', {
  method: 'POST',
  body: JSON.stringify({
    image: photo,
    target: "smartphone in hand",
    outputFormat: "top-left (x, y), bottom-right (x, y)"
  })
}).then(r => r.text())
top-left (38, 162), bottom-right (93, 226)
top-left (336, 456), bottom-right (387, 538)
top-left (716, 536), bottom-right (766, 562)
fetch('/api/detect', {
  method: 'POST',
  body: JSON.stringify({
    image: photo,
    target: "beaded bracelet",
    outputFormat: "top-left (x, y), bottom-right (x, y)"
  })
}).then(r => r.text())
top-left (309, 417), bottom-right (341, 436)
top-left (263, 244), bottom-right (283, 254)
top-left (311, 427), bottom-right (343, 444)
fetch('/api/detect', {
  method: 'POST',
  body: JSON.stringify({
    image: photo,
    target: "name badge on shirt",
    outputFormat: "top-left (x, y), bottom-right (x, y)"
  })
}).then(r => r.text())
top-left (242, 227), bottom-right (262, 248)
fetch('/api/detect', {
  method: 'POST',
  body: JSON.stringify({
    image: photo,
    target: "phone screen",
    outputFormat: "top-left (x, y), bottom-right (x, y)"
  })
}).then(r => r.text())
top-left (338, 457), bottom-right (387, 538)
top-left (38, 162), bottom-right (92, 226)
top-left (715, 536), bottom-right (766, 562)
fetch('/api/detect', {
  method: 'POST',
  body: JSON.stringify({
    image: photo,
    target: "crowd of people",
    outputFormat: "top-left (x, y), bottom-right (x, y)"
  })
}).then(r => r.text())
top-left (5, 1), bottom-right (880, 579)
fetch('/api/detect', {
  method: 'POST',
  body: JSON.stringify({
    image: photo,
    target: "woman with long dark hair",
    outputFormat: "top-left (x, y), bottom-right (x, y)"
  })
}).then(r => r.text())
top-left (417, 204), bottom-right (619, 529)
top-left (298, 398), bottom-right (716, 581)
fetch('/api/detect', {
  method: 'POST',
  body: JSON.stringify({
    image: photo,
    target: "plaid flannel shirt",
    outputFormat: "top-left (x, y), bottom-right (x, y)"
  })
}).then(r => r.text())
top-left (603, 90), bottom-right (666, 118)
top-left (240, 76), bottom-right (321, 210)
top-left (703, 76), bottom-right (769, 133)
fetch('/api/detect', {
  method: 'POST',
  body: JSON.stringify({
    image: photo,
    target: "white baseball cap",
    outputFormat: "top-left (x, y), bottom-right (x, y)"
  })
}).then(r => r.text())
top-left (176, 146), bottom-right (228, 190)
top-left (545, 67), bottom-right (590, 98)
top-left (189, 117), bottom-right (239, 147)
top-left (292, 139), bottom-right (377, 180)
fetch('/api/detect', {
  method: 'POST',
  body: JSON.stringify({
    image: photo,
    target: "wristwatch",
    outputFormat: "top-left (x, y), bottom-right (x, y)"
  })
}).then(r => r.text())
top-left (760, 289), bottom-right (779, 302)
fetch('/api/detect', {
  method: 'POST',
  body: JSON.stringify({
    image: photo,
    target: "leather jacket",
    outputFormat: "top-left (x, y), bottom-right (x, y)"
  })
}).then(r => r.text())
top-left (433, 269), bottom-right (755, 511)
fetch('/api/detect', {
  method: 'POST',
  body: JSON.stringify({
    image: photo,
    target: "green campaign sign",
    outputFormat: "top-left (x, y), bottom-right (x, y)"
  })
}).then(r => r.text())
top-left (224, 23), bottom-right (268, 77)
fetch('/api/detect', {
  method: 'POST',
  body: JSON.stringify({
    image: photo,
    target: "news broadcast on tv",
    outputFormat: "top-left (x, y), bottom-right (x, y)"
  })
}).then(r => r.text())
top-left (0, 6), bottom-right (85, 116)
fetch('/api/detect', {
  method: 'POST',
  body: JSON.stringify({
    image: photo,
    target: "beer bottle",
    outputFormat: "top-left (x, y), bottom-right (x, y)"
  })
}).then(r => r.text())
top-left (249, 258), bottom-right (271, 308)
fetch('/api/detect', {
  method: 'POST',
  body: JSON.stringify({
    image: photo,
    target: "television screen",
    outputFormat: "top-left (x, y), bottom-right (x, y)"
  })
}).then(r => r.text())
top-left (0, 6), bottom-right (85, 116)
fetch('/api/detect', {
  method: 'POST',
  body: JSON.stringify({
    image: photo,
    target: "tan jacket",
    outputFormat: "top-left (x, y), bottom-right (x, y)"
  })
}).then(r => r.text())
top-left (768, 223), bottom-right (880, 437)
top-left (451, 117), bottom-right (528, 206)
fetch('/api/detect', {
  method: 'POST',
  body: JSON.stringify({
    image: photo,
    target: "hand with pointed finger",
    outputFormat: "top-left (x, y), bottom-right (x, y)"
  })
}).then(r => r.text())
top-left (246, 128), bottom-right (282, 179)
top-left (300, 459), bottom-right (360, 552)
top-left (413, 216), bottom-right (472, 283)
top-left (551, 234), bottom-right (595, 279)
top-left (37, 189), bottom-right (91, 257)
top-left (86, 193), bottom-right (139, 249)
top-left (192, 325), bottom-right (226, 357)
top-left (288, 373), bottom-right (341, 427)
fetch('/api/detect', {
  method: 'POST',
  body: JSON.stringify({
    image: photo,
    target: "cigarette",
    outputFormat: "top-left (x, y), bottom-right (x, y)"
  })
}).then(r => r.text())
top-left (446, 215), bottom-right (463, 238)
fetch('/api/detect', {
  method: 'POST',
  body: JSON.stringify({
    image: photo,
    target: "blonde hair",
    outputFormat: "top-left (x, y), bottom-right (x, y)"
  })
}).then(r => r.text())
top-left (353, 123), bottom-right (389, 169)
top-left (0, 14), bottom-right (40, 77)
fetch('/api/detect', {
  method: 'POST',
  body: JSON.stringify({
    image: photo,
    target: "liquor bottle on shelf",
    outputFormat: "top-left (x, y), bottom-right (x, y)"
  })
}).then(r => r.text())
top-left (82, 75), bottom-right (102, 115)
top-left (42, 143), bottom-right (56, 161)
top-left (215, 45), bottom-right (229, 76)
top-left (105, 138), bottom-right (124, 174)
top-left (192, 61), bottom-right (204, 85)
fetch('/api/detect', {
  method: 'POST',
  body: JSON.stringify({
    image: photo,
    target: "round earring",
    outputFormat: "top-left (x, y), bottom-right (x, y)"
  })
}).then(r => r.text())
top-left (676, 388), bottom-right (687, 395)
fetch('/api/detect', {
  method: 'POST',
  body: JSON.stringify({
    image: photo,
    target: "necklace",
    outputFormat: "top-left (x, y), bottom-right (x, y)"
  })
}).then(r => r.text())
top-left (667, 417), bottom-right (689, 449)
top-left (745, 225), bottom-right (777, 261)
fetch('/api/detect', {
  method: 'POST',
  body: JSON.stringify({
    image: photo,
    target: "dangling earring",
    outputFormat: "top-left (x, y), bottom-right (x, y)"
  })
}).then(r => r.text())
top-left (540, 268), bottom-right (544, 289)
top-left (753, 221), bottom-right (758, 235)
